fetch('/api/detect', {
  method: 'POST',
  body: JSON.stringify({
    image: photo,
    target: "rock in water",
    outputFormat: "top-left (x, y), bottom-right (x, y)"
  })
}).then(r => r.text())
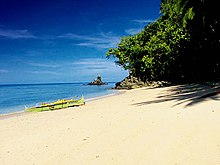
top-left (88, 75), bottom-right (108, 85)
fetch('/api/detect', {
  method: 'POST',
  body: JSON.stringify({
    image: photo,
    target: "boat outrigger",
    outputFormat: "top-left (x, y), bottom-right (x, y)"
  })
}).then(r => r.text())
top-left (25, 96), bottom-right (85, 112)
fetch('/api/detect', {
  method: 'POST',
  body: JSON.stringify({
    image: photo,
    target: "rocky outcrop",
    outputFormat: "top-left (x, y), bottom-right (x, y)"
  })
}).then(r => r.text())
top-left (114, 75), bottom-right (171, 89)
top-left (114, 75), bottom-right (145, 89)
top-left (88, 75), bottom-right (108, 85)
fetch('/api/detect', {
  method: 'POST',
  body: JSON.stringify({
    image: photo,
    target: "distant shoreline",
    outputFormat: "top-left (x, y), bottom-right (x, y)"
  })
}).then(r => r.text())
top-left (0, 81), bottom-right (118, 86)
top-left (0, 88), bottom-right (124, 119)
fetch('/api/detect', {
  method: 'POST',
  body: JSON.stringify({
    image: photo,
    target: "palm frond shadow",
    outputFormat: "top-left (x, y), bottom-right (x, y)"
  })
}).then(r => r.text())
top-left (133, 82), bottom-right (220, 107)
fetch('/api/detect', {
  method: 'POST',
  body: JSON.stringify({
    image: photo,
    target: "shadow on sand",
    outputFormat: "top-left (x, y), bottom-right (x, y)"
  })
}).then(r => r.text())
top-left (132, 82), bottom-right (220, 107)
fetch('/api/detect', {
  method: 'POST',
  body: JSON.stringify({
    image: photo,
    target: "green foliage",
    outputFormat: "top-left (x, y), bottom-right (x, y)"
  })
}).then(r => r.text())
top-left (106, 0), bottom-right (220, 82)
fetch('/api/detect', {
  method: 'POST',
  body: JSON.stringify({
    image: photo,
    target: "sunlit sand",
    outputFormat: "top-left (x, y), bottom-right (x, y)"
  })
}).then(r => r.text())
top-left (1, 84), bottom-right (220, 165)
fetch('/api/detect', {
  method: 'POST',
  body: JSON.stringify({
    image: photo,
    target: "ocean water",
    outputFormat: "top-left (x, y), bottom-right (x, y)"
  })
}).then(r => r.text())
top-left (0, 82), bottom-right (116, 115)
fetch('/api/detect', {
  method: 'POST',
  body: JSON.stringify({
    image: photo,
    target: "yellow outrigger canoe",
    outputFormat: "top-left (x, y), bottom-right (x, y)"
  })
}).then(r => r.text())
top-left (26, 96), bottom-right (85, 112)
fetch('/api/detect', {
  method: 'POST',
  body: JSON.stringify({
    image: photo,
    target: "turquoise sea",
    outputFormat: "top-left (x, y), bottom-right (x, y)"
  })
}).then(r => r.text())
top-left (0, 82), bottom-right (116, 115)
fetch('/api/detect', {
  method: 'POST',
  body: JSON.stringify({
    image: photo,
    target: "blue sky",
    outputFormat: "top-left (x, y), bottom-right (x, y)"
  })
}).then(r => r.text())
top-left (0, 0), bottom-right (161, 84)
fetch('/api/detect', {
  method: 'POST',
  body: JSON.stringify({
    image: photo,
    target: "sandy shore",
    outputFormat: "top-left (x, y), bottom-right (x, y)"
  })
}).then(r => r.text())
top-left (1, 84), bottom-right (220, 165)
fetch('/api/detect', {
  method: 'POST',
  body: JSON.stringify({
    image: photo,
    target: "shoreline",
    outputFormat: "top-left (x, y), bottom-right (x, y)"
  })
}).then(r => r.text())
top-left (1, 82), bottom-right (218, 119)
top-left (0, 82), bottom-right (117, 118)
top-left (1, 84), bottom-right (220, 164)
top-left (0, 110), bottom-right (28, 120)
top-left (0, 88), bottom-right (126, 120)
top-left (85, 89), bottom-right (126, 102)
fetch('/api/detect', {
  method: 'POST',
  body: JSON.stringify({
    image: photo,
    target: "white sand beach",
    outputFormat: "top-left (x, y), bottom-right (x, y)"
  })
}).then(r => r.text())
top-left (1, 84), bottom-right (220, 165)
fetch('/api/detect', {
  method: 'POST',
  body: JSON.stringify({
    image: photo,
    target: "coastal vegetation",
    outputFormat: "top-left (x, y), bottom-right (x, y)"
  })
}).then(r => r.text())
top-left (106, 0), bottom-right (219, 85)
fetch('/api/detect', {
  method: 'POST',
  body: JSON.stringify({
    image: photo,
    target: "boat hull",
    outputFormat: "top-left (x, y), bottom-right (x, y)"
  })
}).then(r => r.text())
top-left (26, 96), bottom-right (85, 112)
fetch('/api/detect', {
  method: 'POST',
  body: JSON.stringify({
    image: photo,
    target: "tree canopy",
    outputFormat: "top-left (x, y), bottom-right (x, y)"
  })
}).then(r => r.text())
top-left (106, 0), bottom-right (219, 83)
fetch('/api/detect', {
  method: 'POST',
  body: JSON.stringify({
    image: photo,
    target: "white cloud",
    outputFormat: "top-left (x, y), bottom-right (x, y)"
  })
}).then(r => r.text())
top-left (0, 69), bottom-right (9, 73)
top-left (0, 29), bottom-right (37, 39)
top-left (26, 62), bottom-right (60, 68)
top-left (125, 18), bottom-right (157, 35)
top-left (71, 58), bottom-right (122, 74)
top-left (72, 58), bottom-right (114, 68)
top-left (0, 28), bottom-right (119, 49)
top-left (69, 58), bottom-right (128, 81)
top-left (58, 32), bottom-right (120, 49)
top-left (132, 19), bottom-right (156, 24)
top-left (26, 70), bottom-right (61, 75)
top-left (125, 28), bottom-right (143, 35)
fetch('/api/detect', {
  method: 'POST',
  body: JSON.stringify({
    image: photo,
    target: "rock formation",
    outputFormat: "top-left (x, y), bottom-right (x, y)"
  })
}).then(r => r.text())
top-left (88, 75), bottom-right (108, 85)
top-left (114, 75), bottom-right (171, 89)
